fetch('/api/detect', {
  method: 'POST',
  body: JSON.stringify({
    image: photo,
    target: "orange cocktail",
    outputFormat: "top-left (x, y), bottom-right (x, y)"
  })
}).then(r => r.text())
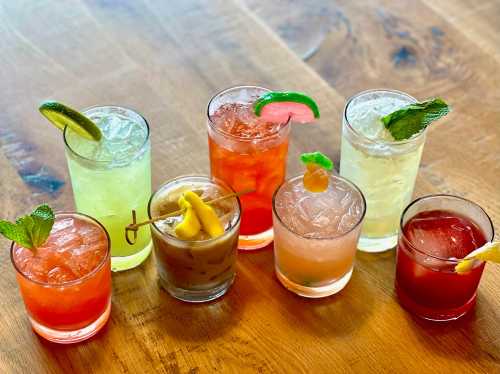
top-left (207, 86), bottom-right (290, 250)
top-left (11, 212), bottom-right (111, 343)
top-left (272, 174), bottom-right (366, 297)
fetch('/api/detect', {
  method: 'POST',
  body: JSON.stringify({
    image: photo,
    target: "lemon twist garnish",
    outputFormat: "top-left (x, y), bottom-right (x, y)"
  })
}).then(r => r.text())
top-left (455, 241), bottom-right (500, 274)
top-left (174, 197), bottom-right (201, 239)
top-left (183, 191), bottom-right (224, 238)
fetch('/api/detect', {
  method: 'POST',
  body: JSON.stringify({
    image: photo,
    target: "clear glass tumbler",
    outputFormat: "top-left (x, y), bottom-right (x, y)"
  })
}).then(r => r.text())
top-left (148, 175), bottom-right (241, 303)
top-left (207, 86), bottom-right (290, 250)
top-left (395, 195), bottom-right (494, 321)
top-left (340, 89), bottom-right (426, 252)
top-left (64, 106), bottom-right (152, 271)
top-left (272, 173), bottom-right (366, 297)
top-left (11, 212), bottom-right (111, 343)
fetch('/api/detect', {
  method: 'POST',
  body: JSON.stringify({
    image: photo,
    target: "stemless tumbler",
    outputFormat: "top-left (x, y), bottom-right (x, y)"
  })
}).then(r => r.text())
top-left (395, 195), bottom-right (494, 321)
top-left (64, 106), bottom-right (152, 271)
top-left (11, 212), bottom-right (111, 343)
top-left (340, 89), bottom-right (426, 253)
top-left (207, 86), bottom-right (290, 250)
top-left (149, 175), bottom-right (241, 302)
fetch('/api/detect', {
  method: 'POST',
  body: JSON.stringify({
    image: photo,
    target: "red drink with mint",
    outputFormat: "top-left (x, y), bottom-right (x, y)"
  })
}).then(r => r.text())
top-left (5, 208), bottom-right (111, 343)
top-left (396, 195), bottom-right (494, 321)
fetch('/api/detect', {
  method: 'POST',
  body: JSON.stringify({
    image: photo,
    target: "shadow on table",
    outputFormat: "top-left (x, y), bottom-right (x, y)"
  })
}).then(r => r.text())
top-left (34, 252), bottom-right (248, 368)
top-left (247, 244), bottom-right (379, 338)
top-left (146, 277), bottom-right (249, 342)
top-left (400, 291), bottom-right (500, 363)
top-left (34, 323), bottom-right (108, 372)
top-left (276, 269), bottom-right (375, 338)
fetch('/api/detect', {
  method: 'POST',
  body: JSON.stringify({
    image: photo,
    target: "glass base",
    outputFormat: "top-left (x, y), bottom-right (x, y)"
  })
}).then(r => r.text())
top-left (238, 227), bottom-right (273, 250)
top-left (276, 267), bottom-right (353, 298)
top-left (396, 283), bottom-right (477, 321)
top-left (357, 234), bottom-right (398, 253)
top-left (29, 299), bottom-right (111, 344)
top-left (159, 275), bottom-right (235, 303)
top-left (111, 241), bottom-right (152, 272)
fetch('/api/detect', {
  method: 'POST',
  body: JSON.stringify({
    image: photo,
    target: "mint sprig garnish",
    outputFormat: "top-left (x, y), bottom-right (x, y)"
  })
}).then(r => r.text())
top-left (300, 152), bottom-right (334, 171)
top-left (381, 98), bottom-right (450, 141)
top-left (0, 204), bottom-right (55, 251)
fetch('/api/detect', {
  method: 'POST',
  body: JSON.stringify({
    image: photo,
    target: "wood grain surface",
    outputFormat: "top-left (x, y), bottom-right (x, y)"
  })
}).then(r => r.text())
top-left (0, 0), bottom-right (499, 373)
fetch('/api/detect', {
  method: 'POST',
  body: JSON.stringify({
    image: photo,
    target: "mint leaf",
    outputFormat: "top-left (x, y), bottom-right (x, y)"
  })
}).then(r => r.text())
top-left (0, 220), bottom-right (32, 248)
top-left (0, 204), bottom-right (54, 250)
top-left (300, 152), bottom-right (334, 171)
top-left (381, 98), bottom-right (450, 141)
top-left (30, 204), bottom-right (55, 247)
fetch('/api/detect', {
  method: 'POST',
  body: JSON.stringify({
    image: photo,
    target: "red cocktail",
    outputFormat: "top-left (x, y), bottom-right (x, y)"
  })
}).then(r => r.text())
top-left (11, 212), bottom-right (111, 343)
top-left (207, 86), bottom-right (290, 250)
top-left (395, 195), bottom-right (494, 321)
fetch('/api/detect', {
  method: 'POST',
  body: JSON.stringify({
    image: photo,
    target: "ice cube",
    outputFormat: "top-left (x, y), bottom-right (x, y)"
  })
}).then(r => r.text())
top-left (100, 114), bottom-right (125, 140)
top-left (54, 232), bottom-right (83, 252)
top-left (47, 266), bottom-right (76, 284)
top-left (51, 218), bottom-right (75, 234)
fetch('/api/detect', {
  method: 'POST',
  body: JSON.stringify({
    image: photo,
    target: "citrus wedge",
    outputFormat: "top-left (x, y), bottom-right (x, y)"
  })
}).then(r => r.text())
top-left (455, 241), bottom-right (500, 274)
top-left (303, 164), bottom-right (330, 193)
top-left (174, 197), bottom-right (201, 240)
top-left (254, 91), bottom-right (320, 124)
top-left (300, 152), bottom-right (333, 193)
top-left (39, 100), bottom-right (102, 141)
top-left (183, 191), bottom-right (224, 238)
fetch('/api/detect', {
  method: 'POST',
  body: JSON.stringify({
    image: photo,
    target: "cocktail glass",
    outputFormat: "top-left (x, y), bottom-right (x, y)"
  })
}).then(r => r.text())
top-left (10, 212), bottom-right (111, 343)
top-left (340, 89), bottom-right (425, 252)
top-left (207, 86), bottom-right (290, 250)
top-left (148, 175), bottom-right (241, 302)
top-left (64, 106), bottom-right (152, 271)
top-left (395, 195), bottom-right (494, 321)
top-left (272, 173), bottom-right (366, 297)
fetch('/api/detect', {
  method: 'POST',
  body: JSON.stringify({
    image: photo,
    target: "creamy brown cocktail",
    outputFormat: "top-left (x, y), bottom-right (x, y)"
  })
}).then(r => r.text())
top-left (148, 176), bottom-right (241, 302)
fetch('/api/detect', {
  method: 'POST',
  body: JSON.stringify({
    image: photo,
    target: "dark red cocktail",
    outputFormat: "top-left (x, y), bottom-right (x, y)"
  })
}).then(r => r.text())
top-left (395, 195), bottom-right (494, 321)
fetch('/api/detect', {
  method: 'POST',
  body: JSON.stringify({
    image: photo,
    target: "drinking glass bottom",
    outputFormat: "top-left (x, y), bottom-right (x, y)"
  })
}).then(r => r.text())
top-left (159, 275), bottom-right (235, 303)
top-left (111, 241), bottom-right (152, 272)
top-left (357, 234), bottom-right (398, 253)
top-left (30, 299), bottom-right (111, 344)
top-left (396, 283), bottom-right (477, 321)
top-left (276, 267), bottom-right (353, 298)
top-left (238, 228), bottom-right (274, 250)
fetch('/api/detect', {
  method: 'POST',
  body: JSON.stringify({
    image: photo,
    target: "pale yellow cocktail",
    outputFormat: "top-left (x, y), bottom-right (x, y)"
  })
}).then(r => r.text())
top-left (340, 90), bottom-right (426, 252)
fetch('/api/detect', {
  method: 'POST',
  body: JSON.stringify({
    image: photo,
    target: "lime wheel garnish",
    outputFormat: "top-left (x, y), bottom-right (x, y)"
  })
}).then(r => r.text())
top-left (39, 100), bottom-right (102, 141)
top-left (254, 91), bottom-right (320, 123)
top-left (300, 152), bottom-right (333, 193)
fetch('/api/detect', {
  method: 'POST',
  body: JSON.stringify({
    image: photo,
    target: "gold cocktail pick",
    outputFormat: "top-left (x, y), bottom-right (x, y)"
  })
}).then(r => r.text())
top-left (125, 188), bottom-right (254, 245)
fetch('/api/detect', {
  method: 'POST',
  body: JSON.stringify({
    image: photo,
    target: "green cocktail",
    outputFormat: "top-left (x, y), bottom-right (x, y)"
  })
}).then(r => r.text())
top-left (64, 106), bottom-right (152, 271)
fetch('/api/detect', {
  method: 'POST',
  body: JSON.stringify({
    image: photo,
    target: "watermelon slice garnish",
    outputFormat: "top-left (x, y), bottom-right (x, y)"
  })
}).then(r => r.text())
top-left (254, 91), bottom-right (320, 124)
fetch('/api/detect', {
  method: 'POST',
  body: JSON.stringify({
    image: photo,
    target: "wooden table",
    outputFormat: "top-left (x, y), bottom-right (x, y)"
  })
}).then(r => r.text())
top-left (1, 0), bottom-right (499, 372)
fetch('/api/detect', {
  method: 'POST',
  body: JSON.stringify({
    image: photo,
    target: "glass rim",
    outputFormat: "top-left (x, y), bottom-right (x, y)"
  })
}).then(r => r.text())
top-left (399, 194), bottom-right (495, 264)
top-left (343, 88), bottom-right (427, 146)
top-left (63, 105), bottom-right (151, 164)
top-left (10, 211), bottom-right (111, 287)
top-left (206, 85), bottom-right (291, 141)
top-left (148, 174), bottom-right (242, 245)
top-left (272, 173), bottom-right (366, 240)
